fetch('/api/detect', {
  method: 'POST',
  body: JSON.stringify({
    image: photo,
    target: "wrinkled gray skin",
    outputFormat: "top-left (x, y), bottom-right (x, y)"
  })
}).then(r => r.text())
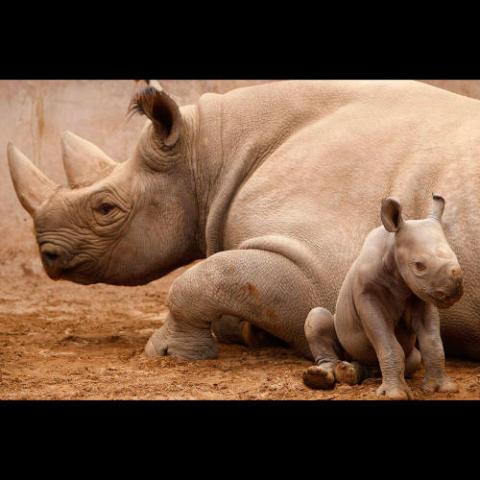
top-left (303, 195), bottom-right (463, 399)
top-left (6, 80), bottom-right (480, 363)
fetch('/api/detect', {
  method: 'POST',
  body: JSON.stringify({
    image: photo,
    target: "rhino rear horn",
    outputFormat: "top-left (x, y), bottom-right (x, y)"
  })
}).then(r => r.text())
top-left (7, 143), bottom-right (57, 215)
top-left (61, 131), bottom-right (116, 188)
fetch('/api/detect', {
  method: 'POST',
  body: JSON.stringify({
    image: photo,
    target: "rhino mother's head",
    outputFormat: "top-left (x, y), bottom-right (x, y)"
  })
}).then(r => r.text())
top-left (8, 87), bottom-right (201, 286)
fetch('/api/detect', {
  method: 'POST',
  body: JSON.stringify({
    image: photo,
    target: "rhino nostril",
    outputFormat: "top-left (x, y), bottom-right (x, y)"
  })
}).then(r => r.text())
top-left (41, 246), bottom-right (62, 264)
top-left (450, 266), bottom-right (462, 279)
top-left (44, 251), bottom-right (58, 261)
top-left (434, 291), bottom-right (446, 301)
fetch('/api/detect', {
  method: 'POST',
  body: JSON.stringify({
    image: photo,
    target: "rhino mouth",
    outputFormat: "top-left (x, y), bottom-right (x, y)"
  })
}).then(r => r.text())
top-left (44, 257), bottom-right (94, 282)
top-left (427, 292), bottom-right (462, 309)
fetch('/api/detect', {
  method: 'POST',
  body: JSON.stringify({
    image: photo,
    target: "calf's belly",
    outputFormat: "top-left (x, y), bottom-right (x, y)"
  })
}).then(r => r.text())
top-left (335, 314), bottom-right (416, 366)
top-left (335, 317), bottom-right (378, 366)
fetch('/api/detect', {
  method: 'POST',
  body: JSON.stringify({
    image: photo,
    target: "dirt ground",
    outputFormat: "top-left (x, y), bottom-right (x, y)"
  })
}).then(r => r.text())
top-left (1, 258), bottom-right (480, 400)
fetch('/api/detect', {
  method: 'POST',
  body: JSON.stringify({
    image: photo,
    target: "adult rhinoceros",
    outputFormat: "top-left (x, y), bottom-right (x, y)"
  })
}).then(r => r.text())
top-left (7, 80), bottom-right (480, 361)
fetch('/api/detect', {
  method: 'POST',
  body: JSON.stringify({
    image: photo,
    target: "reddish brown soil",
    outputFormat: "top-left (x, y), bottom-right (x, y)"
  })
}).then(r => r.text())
top-left (1, 260), bottom-right (480, 400)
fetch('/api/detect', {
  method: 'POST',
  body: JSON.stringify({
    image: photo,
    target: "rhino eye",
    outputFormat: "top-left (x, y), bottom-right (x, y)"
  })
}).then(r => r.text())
top-left (414, 261), bottom-right (426, 272)
top-left (97, 202), bottom-right (116, 215)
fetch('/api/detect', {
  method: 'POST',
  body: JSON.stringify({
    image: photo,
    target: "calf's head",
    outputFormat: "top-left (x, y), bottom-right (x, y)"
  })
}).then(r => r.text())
top-left (381, 194), bottom-right (463, 308)
top-left (7, 87), bottom-right (200, 286)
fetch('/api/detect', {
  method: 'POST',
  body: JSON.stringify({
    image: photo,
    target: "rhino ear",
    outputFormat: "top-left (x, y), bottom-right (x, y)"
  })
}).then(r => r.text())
top-left (430, 193), bottom-right (445, 221)
top-left (7, 143), bottom-right (57, 215)
top-left (61, 131), bottom-right (116, 188)
top-left (145, 79), bottom-right (163, 91)
top-left (381, 197), bottom-right (404, 233)
top-left (128, 86), bottom-right (182, 147)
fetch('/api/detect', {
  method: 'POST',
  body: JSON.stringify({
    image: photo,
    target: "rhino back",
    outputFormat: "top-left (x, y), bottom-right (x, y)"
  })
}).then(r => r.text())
top-left (203, 80), bottom-right (480, 358)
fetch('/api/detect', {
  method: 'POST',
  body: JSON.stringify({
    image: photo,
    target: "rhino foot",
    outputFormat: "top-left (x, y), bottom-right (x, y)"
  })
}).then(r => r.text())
top-left (334, 361), bottom-right (366, 385)
top-left (376, 382), bottom-right (413, 400)
top-left (303, 363), bottom-right (336, 390)
top-left (145, 314), bottom-right (218, 360)
top-left (422, 376), bottom-right (459, 394)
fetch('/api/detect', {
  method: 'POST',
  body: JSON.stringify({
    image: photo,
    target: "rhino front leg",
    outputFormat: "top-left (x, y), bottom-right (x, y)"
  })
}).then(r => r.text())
top-left (145, 311), bottom-right (218, 359)
top-left (412, 303), bottom-right (458, 394)
top-left (145, 249), bottom-right (315, 360)
top-left (357, 293), bottom-right (413, 400)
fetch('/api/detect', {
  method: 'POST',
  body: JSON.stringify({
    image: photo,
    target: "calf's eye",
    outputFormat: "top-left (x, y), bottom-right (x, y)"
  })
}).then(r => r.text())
top-left (97, 203), bottom-right (116, 215)
top-left (415, 261), bottom-right (426, 272)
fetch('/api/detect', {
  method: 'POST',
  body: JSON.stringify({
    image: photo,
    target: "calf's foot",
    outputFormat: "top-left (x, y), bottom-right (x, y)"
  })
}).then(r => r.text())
top-left (422, 376), bottom-right (458, 394)
top-left (303, 362), bottom-right (336, 390)
top-left (376, 381), bottom-right (413, 400)
top-left (334, 361), bottom-right (366, 385)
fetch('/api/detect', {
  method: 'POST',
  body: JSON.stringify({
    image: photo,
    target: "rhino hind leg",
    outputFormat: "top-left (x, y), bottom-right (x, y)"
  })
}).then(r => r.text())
top-left (211, 315), bottom-right (244, 344)
top-left (241, 322), bottom-right (287, 348)
top-left (212, 315), bottom-right (286, 348)
top-left (303, 307), bottom-right (343, 390)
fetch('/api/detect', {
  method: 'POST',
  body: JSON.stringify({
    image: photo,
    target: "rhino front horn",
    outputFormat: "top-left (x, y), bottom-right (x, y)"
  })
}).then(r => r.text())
top-left (61, 131), bottom-right (116, 188)
top-left (7, 143), bottom-right (58, 216)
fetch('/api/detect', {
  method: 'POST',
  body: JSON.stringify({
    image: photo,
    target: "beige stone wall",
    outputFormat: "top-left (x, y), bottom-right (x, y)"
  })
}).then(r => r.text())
top-left (1, 79), bottom-right (479, 275)
top-left (422, 80), bottom-right (480, 101)
top-left (0, 80), bottom-right (269, 222)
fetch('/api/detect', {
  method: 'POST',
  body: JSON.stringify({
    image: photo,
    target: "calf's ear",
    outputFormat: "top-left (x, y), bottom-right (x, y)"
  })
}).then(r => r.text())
top-left (7, 143), bottom-right (57, 215)
top-left (128, 86), bottom-right (182, 147)
top-left (429, 193), bottom-right (445, 221)
top-left (381, 197), bottom-right (404, 232)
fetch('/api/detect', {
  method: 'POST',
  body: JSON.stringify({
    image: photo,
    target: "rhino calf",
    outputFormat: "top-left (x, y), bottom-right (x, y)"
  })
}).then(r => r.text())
top-left (303, 194), bottom-right (463, 399)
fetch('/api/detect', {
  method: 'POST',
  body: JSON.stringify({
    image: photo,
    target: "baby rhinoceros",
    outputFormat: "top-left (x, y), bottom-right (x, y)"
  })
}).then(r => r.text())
top-left (303, 194), bottom-right (463, 400)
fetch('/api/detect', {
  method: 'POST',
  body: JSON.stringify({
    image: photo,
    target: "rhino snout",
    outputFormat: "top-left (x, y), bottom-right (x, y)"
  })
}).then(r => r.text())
top-left (430, 266), bottom-right (464, 308)
top-left (40, 243), bottom-right (74, 279)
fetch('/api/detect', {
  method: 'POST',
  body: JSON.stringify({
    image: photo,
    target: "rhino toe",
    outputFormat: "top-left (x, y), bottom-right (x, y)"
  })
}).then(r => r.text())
top-left (303, 365), bottom-right (336, 390)
top-left (144, 338), bottom-right (166, 357)
top-left (144, 322), bottom-right (219, 360)
top-left (334, 361), bottom-right (365, 385)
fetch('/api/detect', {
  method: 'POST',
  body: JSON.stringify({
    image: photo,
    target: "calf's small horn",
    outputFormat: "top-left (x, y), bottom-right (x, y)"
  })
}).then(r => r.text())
top-left (430, 193), bottom-right (446, 221)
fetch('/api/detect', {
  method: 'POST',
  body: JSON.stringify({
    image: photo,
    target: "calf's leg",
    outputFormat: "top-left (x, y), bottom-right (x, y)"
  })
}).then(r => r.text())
top-left (303, 308), bottom-right (371, 388)
top-left (405, 346), bottom-right (421, 378)
top-left (413, 304), bottom-right (458, 393)
top-left (357, 294), bottom-right (413, 400)
top-left (303, 307), bottom-right (342, 389)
